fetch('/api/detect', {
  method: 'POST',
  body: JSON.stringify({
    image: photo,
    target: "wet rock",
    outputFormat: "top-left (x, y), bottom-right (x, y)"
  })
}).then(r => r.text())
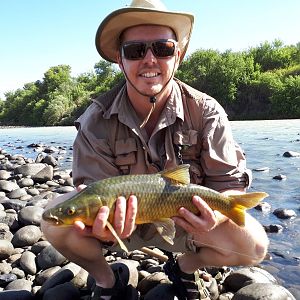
top-left (263, 224), bottom-right (284, 233)
top-left (31, 240), bottom-right (50, 254)
top-left (255, 201), bottom-right (271, 213)
top-left (283, 151), bottom-right (300, 157)
top-left (272, 174), bottom-right (287, 180)
top-left (223, 267), bottom-right (277, 292)
top-left (273, 208), bottom-right (297, 219)
top-left (232, 282), bottom-right (296, 299)
top-left (18, 206), bottom-right (44, 226)
top-left (11, 225), bottom-right (42, 247)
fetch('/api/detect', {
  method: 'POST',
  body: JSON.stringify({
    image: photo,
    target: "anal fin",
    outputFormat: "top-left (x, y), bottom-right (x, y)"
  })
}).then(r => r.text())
top-left (153, 218), bottom-right (176, 245)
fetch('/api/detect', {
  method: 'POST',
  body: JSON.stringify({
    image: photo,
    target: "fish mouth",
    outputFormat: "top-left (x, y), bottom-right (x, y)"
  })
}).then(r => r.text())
top-left (42, 210), bottom-right (64, 225)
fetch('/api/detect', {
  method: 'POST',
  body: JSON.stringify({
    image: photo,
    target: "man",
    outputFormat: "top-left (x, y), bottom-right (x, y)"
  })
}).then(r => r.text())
top-left (41, 1), bottom-right (269, 299)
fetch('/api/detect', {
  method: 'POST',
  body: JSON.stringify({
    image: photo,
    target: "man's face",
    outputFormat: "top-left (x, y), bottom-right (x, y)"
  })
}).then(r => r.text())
top-left (118, 25), bottom-right (181, 97)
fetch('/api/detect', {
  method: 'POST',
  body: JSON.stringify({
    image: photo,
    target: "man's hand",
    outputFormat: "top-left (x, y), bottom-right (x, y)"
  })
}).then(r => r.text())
top-left (172, 195), bottom-right (219, 234)
top-left (84, 194), bottom-right (138, 242)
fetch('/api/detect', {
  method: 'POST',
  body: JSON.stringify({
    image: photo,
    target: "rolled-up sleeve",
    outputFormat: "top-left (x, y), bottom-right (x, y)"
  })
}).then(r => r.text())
top-left (200, 98), bottom-right (252, 192)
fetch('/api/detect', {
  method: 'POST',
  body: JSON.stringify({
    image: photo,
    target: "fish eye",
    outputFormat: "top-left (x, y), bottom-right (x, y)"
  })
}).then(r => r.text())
top-left (66, 207), bottom-right (76, 215)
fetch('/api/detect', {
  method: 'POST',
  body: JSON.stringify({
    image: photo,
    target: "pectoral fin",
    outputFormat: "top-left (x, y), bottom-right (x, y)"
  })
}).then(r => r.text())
top-left (153, 218), bottom-right (176, 245)
top-left (106, 221), bottom-right (129, 253)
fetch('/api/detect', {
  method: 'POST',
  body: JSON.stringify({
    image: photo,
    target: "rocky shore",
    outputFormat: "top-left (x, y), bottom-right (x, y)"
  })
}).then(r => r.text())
top-left (0, 145), bottom-right (298, 300)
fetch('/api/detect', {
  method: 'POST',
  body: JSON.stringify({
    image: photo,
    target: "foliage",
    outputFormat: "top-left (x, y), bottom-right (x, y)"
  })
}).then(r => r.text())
top-left (0, 40), bottom-right (299, 125)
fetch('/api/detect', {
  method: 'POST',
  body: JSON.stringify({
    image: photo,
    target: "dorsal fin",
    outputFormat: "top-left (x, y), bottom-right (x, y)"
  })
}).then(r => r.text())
top-left (160, 164), bottom-right (190, 185)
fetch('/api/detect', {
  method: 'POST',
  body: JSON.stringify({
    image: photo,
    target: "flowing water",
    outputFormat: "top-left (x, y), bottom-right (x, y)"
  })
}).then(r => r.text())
top-left (0, 120), bottom-right (300, 291)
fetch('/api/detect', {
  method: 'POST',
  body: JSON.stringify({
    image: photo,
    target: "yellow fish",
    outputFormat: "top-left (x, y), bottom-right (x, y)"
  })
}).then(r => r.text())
top-left (42, 164), bottom-right (268, 251)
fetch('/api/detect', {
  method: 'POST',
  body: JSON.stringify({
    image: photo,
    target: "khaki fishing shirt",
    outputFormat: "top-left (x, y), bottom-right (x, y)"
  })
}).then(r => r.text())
top-left (73, 79), bottom-right (251, 191)
top-left (72, 79), bottom-right (252, 252)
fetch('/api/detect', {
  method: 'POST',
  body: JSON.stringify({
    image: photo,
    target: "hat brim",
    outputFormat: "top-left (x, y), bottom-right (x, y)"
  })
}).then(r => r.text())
top-left (95, 7), bottom-right (194, 63)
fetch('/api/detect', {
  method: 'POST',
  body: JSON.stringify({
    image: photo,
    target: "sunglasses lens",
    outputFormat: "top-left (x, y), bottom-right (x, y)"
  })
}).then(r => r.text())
top-left (122, 40), bottom-right (176, 60)
top-left (122, 43), bottom-right (146, 60)
top-left (153, 41), bottom-right (176, 57)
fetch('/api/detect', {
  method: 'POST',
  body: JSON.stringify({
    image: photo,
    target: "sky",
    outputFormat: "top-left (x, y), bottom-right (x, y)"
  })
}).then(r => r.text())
top-left (0, 0), bottom-right (299, 99)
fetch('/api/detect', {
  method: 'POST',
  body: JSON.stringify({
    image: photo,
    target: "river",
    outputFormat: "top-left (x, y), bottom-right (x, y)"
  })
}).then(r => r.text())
top-left (0, 120), bottom-right (299, 291)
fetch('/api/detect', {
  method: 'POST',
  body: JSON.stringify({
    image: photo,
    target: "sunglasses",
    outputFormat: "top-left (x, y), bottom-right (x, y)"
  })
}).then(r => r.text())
top-left (121, 39), bottom-right (178, 60)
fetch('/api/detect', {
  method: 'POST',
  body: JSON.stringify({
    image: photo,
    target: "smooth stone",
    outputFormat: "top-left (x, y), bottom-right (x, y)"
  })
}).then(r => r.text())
top-left (26, 188), bottom-right (40, 196)
top-left (0, 228), bottom-right (13, 242)
top-left (11, 267), bottom-right (26, 279)
top-left (4, 278), bottom-right (32, 291)
top-left (42, 282), bottom-right (80, 300)
top-left (232, 283), bottom-right (296, 300)
top-left (223, 267), bottom-right (277, 292)
top-left (37, 245), bottom-right (67, 269)
top-left (0, 180), bottom-right (19, 193)
top-left (273, 208), bottom-right (297, 219)
top-left (0, 170), bottom-right (11, 180)
top-left (0, 290), bottom-right (34, 300)
top-left (18, 206), bottom-right (44, 226)
top-left (7, 188), bottom-right (27, 199)
top-left (0, 240), bottom-right (14, 259)
top-left (11, 225), bottom-right (42, 247)
top-left (20, 251), bottom-right (37, 275)
top-left (35, 266), bottom-right (61, 285)
top-left (30, 241), bottom-right (50, 254)
top-left (0, 211), bottom-right (19, 231)
top-left (43, 146), bottom-right (59, 154)
top-left (18, 178), bottom-right (34, 188)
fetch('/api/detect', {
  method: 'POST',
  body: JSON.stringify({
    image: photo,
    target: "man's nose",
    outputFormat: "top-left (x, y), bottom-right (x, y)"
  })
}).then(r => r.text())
top-left (143, 47), bottom-right (157, 62)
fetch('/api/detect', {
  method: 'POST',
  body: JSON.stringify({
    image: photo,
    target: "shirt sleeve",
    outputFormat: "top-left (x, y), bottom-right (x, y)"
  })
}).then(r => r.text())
top-left (200, 98), bottom-right (252, 192)
top-left (72, 104), bottom-right (120, 186)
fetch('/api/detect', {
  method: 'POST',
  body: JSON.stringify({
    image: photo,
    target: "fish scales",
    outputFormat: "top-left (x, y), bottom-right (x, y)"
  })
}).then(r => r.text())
top-left (42, 164), bottom-right (268, 242)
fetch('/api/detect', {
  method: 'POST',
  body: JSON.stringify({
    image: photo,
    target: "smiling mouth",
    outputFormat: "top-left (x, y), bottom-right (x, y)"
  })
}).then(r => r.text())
top-left (140, 72), bottom-right (160, 78)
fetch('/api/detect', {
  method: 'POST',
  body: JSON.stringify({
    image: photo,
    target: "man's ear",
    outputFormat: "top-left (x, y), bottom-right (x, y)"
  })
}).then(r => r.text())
top-left (117, 52), bottom-right (124, 71)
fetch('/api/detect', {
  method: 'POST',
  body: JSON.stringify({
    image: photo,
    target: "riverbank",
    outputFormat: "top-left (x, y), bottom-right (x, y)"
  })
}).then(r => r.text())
top-left (0, 143), bottom-right (299, 299)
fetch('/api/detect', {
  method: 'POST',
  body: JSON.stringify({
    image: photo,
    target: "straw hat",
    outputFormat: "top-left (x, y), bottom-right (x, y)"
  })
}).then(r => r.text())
top-left (95, 0), bottom-right (194, 63)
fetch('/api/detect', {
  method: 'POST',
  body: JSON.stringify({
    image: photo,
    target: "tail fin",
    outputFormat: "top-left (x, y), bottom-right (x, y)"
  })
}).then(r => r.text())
top-left (226, 192), bottom-right (269, 226)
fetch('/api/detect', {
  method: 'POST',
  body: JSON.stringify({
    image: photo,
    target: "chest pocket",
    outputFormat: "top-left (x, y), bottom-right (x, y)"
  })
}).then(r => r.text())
top-left (173, 130), bottom-right (204, 185)
top-left (114, 138), bottom-right (137, 175)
